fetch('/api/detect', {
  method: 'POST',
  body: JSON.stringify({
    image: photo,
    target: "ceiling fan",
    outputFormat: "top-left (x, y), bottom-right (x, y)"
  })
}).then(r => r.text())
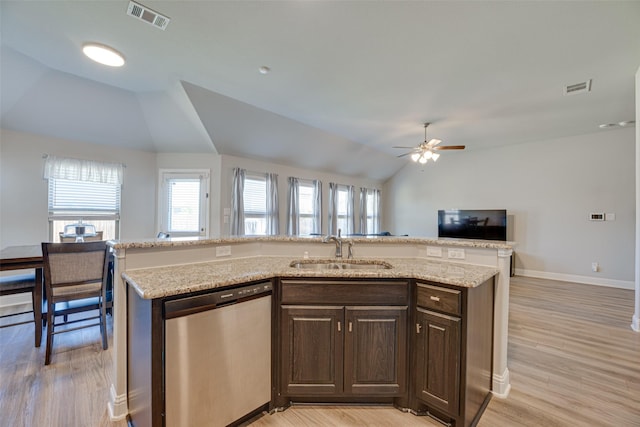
top-left (394, 123), bottom-right (465, 164)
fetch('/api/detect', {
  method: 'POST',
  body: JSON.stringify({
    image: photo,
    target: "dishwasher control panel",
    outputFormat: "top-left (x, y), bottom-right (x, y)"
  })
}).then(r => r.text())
top-left (164, 281), bottom-right (273, 319)
top-left (221, 282), bottom-right (273, 301)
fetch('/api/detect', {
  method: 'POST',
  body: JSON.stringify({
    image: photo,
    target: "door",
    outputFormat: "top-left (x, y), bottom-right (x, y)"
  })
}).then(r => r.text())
top-left (344, 306), bottom-right (407, 395)
top-left (280, 305), bottom-right (344, 395)
top-left (415, 307), bottom-right (461, 415)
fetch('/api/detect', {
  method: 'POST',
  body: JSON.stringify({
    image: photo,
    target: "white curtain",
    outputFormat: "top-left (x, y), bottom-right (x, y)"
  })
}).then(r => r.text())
top-left (328, 182), bottom-right (338, 235)
top-left (312, 179), bottom-right (322, 235)
top-left (359, 187), bottom-right (368, 235)
top-left (266, 173), bottom-right (279, 235)
top-left (360, 187), bottom-right (381, 235)
top-left (345, 185), bottom-right (354, 235)
top-left (43, 155), bottom-right (124, 185)
top-left (231, 168), bottom-right (245, 236)
top-left (286, 177), bottom-right (299, 236)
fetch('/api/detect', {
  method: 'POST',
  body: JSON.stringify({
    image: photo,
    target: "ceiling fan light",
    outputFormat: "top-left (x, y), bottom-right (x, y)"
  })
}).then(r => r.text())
top-left (423, 150), bottom-right (433, 160)
top-left (411, 152), bottom-right (421, 162)
top-left (432, 152), bottom-right (440, 161)
top-left (418, 155), bottom-right (428, 164)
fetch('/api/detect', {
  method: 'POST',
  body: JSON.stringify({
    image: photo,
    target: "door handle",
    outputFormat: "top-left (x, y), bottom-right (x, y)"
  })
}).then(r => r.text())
top-left (338, 321), bottom-right (341, 332)
top-left (348, 322), bottom-right (352, 332)
top-left (416, 323), bottom-right (422, 334)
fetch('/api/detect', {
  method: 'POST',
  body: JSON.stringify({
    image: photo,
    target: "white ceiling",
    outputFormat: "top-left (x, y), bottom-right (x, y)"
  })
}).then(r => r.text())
top-left (2, 1), bottom-right (639, 181)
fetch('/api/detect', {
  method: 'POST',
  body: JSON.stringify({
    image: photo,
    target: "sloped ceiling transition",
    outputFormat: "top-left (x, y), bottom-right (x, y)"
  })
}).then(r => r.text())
top-left (1, 1), bottom-right (639, 181)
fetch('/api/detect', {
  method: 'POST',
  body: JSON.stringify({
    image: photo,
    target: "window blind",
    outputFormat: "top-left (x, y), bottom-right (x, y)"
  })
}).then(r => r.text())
top-left (167, 179), bottom-right (201, 232)
top-left (48, 178), bottom-right (121, 218)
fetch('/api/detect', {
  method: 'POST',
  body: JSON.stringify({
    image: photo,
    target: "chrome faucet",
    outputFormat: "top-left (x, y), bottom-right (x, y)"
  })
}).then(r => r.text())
top-left (322, 229), bottom-right (354, 259)
top-left (323, 234), bottom-right (343, 258)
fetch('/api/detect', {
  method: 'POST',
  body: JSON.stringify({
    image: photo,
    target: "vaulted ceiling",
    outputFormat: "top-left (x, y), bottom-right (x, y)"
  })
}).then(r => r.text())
top-left (2, 1), bottom-right (639, 180)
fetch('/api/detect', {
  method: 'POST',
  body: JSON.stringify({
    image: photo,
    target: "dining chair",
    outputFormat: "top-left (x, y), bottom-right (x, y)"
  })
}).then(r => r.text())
top-left (0, 273), bottom-right (37, 337)
top-left (41, 241), bottom-right (110, 365)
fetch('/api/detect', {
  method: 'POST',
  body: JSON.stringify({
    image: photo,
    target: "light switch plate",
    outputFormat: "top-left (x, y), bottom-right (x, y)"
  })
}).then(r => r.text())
top-left (426, 246), bottom-right (443, 257)
top-left (216, 246), bottom-right (231, 257)
top-left (448, 248), bottom-right (465, 260)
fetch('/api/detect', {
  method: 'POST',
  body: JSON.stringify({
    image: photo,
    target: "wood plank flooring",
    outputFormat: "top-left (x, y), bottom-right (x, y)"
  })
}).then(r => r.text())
top-left (1, 276), bottom-right (638, 427)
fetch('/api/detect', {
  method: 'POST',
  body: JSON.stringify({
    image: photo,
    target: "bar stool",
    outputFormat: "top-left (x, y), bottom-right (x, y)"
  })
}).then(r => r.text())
top-left (0, 273), bottom-right (37, 342)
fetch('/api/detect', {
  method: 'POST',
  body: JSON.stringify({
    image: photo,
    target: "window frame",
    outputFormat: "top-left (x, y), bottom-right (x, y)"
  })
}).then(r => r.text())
top-left (158, 169), bottom-right (210, 238)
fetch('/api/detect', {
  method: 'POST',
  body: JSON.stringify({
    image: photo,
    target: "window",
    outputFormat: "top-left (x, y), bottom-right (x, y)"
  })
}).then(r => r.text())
top-left (328, 183), bottom-right (354, 235)
top-left (244, 173), bottom-right (268, 235)
top-left (231, 168), bottom-right (279, 236)
top-left (287, 178), bottom-right (321, 236)
top-left (360, 187), bottom-right (381, 235)
top-left (159, 170), bottom-right (209, 237)
top-left (45, 156), bottom-right (123, 242)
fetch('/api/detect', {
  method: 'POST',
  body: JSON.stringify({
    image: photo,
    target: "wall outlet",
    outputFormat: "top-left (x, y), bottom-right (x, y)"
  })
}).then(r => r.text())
top-left (216, 246), bottom-right (231, 257)
top-left (448, 248), bottom-right (465, 260)
top-left (426, 246), bottom-right (443, 257)
top-left (591, 262), bottom-right (599, 272)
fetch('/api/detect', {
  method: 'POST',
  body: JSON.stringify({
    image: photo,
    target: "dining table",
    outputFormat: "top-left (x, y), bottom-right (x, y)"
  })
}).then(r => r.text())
top-left (0, 244), bottom-right (43, 347)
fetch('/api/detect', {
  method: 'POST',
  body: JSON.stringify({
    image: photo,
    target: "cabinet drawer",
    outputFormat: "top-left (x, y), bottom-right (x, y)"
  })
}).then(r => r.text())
top-left (280, 280), bottom-right (409, 305)
top-left (416, 283), bottom-right (461, 316)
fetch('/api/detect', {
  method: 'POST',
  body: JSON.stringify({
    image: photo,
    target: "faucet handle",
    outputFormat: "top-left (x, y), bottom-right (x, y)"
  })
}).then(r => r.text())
top-left (338, 228), bottom-right (342, 238)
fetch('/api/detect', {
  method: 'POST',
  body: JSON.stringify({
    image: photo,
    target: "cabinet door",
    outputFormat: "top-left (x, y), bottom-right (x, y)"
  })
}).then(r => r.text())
top-left (344, 306), bottom-right (407, 396)
top-left (415, 308), bottom-right (461, 415)
top-left (280, 306), bottom-right (344, 395)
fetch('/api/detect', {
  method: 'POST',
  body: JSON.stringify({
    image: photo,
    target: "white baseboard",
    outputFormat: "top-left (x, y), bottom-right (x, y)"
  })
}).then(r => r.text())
top-left (492, 368), bottom-right (511, 398)
top-left (515, 268), bottom-right (634, 290)
top-left (0, 294), bottom-right (31, 308)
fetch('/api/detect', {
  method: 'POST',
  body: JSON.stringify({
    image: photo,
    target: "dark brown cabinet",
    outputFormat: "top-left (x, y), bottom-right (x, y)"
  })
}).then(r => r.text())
top-left (278, 279), bottom-right (409, 402)
top-left (412, 279), bottom-right (494, 427)
top-left (344, 306), bottom-right (407, 395)
top-left (415, 308), bottom-right (461, 414)
top-left (280, 305), bottom-right (344, 395)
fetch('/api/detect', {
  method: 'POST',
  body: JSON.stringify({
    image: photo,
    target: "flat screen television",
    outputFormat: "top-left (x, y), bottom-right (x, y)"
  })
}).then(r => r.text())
top-left (438, 209), bottom-right (507, 241)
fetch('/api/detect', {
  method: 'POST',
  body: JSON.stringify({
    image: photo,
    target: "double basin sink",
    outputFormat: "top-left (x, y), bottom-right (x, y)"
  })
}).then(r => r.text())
top-left (290, 259), bottom-right (392, 270)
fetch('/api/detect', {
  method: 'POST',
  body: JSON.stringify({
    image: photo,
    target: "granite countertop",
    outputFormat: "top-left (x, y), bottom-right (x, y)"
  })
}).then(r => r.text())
top-left (123, 256), bottom-right (500, 299)
top-left (109, 235), bottom-right (514, 250)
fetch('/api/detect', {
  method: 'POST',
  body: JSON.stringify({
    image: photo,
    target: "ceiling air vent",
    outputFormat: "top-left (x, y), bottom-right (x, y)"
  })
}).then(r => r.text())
top-left (563, 79), bottom-right (592, 96)
top-left (127, 1), bottom-right (170, 30)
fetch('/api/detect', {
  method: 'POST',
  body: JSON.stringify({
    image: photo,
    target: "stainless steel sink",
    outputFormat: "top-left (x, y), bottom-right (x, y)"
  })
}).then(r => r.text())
top-left (290, 260), bottom-right (392, 270)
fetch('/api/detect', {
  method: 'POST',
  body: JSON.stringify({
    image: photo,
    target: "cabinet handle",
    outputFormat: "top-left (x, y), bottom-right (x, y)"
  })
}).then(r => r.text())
top-left (338, 321), bottom-right (341, 332)
top-left (348, 322), bottom-right (352, 332)
top-left (430, 296), bottom-right (440, 302)
top-left (416, 323), bottom-right (422, 334)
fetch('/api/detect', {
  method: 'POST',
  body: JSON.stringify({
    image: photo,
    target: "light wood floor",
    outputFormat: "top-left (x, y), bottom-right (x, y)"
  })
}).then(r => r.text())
top-left (1, 276), bottom-right (639, 427)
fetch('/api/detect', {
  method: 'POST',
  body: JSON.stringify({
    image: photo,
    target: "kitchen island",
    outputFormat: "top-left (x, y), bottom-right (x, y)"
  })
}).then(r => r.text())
top-left (107, 236), bottom-right (514, 425)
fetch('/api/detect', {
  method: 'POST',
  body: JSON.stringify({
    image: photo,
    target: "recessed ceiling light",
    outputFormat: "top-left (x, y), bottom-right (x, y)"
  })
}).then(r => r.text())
top-left (82, 43), bottom-right (125, 67)
top-left (259, 66), bottom-right (271, 75)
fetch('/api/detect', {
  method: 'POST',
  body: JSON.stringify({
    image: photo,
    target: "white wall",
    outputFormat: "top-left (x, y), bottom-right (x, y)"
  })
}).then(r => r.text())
top-left (219, 154), bottom-right (384, 236)
top-left (384, 128), bottom-right (635, 287)
top-left (0, 129), bottom-right (157, 247)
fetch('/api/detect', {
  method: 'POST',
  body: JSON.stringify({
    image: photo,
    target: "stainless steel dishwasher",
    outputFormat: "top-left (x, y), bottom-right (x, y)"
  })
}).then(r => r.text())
top-left (164, 282), bottom-right (272, 427)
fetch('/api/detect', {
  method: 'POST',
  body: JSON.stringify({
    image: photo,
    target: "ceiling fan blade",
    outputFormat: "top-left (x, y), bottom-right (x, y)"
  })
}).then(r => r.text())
top-left (392, 146), bottom-right (418, 149)
top-left (434, 145), bottom-right (465, 150)
top-left (396, 152), bottom-right (413, 158)
top-left (427, 138), bottom-right (442, 147)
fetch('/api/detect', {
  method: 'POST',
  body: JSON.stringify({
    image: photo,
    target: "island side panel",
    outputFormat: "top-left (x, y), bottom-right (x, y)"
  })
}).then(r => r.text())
top-left (127, 284), bottom-right (164, 427)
